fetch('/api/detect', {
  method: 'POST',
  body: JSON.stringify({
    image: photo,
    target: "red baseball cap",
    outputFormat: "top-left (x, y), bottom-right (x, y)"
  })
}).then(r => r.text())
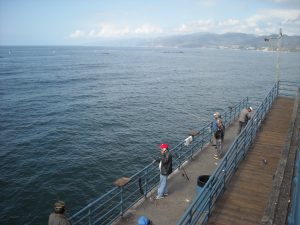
top-left (160, 143), bottom-right (169, 149)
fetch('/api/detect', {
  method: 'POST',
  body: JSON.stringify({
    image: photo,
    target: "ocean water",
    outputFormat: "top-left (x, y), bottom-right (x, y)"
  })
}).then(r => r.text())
top-left (0, 46), bottom-right (299, 225)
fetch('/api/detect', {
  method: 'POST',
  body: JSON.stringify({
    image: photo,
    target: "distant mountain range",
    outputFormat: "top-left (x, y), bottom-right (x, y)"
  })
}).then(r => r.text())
top-left (97, 32), bottom-right (300, 52)
top-left (137, 32), bottom-right (300, 52)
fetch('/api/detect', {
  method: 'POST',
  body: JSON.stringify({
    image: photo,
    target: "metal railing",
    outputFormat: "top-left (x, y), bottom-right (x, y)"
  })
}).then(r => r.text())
top-left (287, 85), bottom-right (300, 225)
top-left (177, 80), bottom-right (300, 225)
top-left (288, 146), bottom-right (300, 225)
top-left (177, 81), bottom-right (279, 225)
top-left (68, 96), bottom-right (249, 225)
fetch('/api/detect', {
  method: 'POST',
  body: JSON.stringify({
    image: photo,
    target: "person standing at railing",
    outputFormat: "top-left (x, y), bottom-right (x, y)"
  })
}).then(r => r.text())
top-left (48, 201), bottom-right (71, 225)
top-left (154, 143), bottom-right (173, 200)
top-left (238, 107), bottom-right (253, 134)
top-left (211, 112), bottom-right (220, 146)
top-left (214, 119), bottom-right (225, 159)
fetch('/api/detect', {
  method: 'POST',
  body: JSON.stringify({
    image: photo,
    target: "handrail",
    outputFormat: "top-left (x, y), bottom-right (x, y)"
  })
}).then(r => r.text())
top-left (177, 81), bottom-right (279, 225)
top-left (287, 86), bottom-right (300, 225)
top-left (288, 146), bottom-right (300, 225)
top-left (68, 97), bottom-right (249, 225)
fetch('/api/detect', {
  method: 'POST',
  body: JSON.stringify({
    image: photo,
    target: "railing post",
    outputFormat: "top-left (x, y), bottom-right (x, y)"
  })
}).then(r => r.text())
top-left (268, 93), bottom-right (272, 110)
top-left (120, 186), bottom-right (124, 217)
top-left (202, 127), bottom-right (206, 149)
top-left (243, 130), bottom-right (246, 159)
top-left (234, 142), bottom-right (238, 171)
top-left (223, 158), bottom-right (227, 190)
top-left (234, 104), bottom-right (237, 119)
top-left (113, 177), bottom-right (131, 218)
top-left (145, 169), bottom-right (149, 199)
top-left (261, 104), bottom-right (264, 122)
top-left (88, 207), bottom-right (92, 225)
top-left (208, 180), bottom-right (213, 217)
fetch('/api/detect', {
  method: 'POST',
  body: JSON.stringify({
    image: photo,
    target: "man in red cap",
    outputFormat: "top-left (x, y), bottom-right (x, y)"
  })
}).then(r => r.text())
top-left (155, 143), bottom-right (172, 199)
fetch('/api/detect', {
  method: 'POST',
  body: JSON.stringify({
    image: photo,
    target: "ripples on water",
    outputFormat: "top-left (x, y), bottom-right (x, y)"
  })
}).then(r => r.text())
top-left (0, 46), bottom-right (299, 225)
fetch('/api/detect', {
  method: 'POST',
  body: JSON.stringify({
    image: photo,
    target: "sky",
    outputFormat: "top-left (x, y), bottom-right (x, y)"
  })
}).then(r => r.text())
top-left (0, 0), bottom-right (300, 45)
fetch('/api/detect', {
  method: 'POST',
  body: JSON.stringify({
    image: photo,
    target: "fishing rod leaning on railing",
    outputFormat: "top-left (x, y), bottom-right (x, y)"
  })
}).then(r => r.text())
top-left (68, 97), bottom-right (249, 225)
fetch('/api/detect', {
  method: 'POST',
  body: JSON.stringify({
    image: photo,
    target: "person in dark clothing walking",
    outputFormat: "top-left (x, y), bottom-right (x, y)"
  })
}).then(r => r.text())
top-left (48, 201), bottom-right (71, 225)
top-left (155, 143), bottom-right (172, 199)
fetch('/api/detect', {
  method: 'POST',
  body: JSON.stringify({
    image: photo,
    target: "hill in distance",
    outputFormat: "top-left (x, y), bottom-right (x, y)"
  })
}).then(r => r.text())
top-left (138, 32), bottom-right (300, 52)
top-left (95, 32), bottom-right (300, 52)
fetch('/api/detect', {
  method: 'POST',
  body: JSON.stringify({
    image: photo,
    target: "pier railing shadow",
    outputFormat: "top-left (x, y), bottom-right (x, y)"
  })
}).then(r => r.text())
top-left (68, 93), bottom-right (249, 225)
top-left (177, 81), bottom-right (300, 225)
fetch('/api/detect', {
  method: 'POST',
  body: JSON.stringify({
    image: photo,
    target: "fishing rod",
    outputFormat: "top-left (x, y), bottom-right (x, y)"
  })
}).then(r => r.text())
top-left (170, 150), bottom-right (190, 181)
top-left (172, 106), bottom-right (205, 122)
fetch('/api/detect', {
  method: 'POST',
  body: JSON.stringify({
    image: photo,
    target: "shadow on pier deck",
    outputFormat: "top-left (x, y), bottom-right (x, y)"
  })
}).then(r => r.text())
top-left (207, 96), bottom-right (300, 225)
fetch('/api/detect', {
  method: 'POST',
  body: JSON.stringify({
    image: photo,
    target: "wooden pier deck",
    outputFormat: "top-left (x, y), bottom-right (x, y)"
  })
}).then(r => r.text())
top-left (207, 96), bottom-right (297, 225)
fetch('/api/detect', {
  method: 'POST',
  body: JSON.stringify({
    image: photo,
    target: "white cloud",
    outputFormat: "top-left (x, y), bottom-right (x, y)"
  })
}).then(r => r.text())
top-left (173, 8), bottom-right (300, 35)
top-left (247, 9), bottom-right (300, 24)
top-left (134, 24), bottom-right (163, 34)
top-left (245, 9), bottom-right (300, 35)
top-left (175, 20), bottom-right (215, 33)
top-left (69, 23), bottom-right (164, 39)
top-left (95, 23), bottom-right (130, 37)
top-left (218, 19), bottom-right (241, 27)
top-left (69, 8), bottom-right (300, 40)
top-left (69, 29), bottom-right (85, 38)
top-left (89, 30), bottom-right (96, 36)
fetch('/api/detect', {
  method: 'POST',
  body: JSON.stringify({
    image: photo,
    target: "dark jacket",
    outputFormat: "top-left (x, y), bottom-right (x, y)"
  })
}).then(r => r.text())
top-left (159, 152), bottom-right (172, 176)
top-left (214, 126), bottom-right (225, 141)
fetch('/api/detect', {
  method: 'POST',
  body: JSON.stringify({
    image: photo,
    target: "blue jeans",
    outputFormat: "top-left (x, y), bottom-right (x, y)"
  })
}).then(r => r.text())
top-left (157, 174), bottom-right (168, 197)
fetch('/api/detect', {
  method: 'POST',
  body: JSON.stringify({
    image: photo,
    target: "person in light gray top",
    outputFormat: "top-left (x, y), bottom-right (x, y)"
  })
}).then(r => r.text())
top-left (48, 201), bottom-right (71, 225)
top-left (238, 107), bottom-right (253, 134)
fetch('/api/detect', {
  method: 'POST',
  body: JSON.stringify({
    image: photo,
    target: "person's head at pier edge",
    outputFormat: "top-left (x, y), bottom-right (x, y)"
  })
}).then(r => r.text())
top-left (54, 201), bottom-right (66, 214)
top-left (248, 107), bottom-right (253, 112)
top-left (160, 143), bottom-right (169, 155)
top-left (213, 112), bottom-right (220, 119)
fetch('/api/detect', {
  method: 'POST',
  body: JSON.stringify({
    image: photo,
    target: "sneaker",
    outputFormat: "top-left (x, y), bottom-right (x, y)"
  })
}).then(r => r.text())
top-left (155, 195), bottom-right (164, 200)
top-left (163, 193), bottom-right (168, 196)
